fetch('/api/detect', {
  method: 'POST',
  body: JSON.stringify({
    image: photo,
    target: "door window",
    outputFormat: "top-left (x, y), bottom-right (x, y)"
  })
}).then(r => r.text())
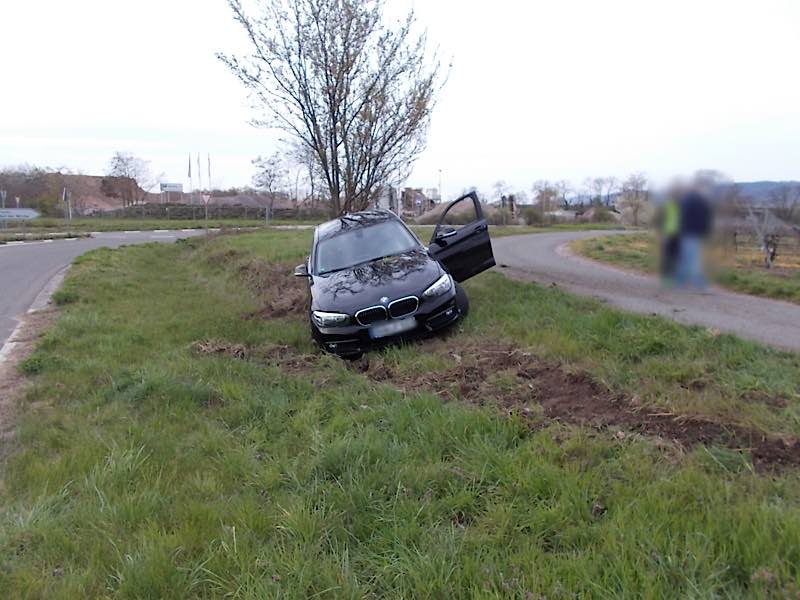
top-left (439, 195), bottom-right (478, 228)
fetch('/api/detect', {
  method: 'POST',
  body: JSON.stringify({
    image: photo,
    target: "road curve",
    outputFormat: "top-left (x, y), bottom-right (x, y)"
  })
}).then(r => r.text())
top-left (492, 230), bottom-right (800, 353)
top-left (0, 230), bottom-right (205, 351)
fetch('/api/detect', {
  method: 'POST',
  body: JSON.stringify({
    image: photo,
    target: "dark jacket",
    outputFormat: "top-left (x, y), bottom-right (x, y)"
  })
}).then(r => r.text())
top-left (680, 192), bottom-right (712, 237)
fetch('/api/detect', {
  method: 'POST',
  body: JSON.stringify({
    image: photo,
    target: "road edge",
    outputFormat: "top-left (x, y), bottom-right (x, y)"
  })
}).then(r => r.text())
top-left (0, 265), bottom-right (68, 366)
top-left (0, 267), bottom-right (68, 476)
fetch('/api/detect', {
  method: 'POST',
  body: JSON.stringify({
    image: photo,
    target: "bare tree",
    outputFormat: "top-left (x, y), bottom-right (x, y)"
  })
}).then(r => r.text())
top-left (619, 172), bottom-right (649, 226)
top-left (289, 142), bottom-right (322, 211)
top-left (585, 177), bottom-right (605, 206)
top-left (554, 180), bottom-right (571, 208)
top-left (252, 152), bottom-right (285, 222)
top-left (0, 165), bottom-right (51, 208)
top-left (746, 204), bottom-right (781, 268)
top-left (770, 184), bottom-right (800, 225)
top-left (603, 176), bottom-right (619, 206)
top-left (722, 178), bottom-right (784, 269)
top-left (492, 180), bottom-right (509, 203)
top-left (532, 180), bottom-right (558, 213)
top-left (105, 152), bottom-right (158, 208)
top-left (219, 0), bottom-right (446, 215)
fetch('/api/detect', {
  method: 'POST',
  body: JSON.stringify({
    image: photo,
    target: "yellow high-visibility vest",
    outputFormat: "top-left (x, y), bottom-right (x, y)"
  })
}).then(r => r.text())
top-left (663, 199), bottom-right (679, 236)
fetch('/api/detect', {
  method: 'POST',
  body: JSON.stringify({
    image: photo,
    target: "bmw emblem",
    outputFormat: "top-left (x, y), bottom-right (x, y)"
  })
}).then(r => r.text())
top-left (380, 296), bottom-right (389, 304)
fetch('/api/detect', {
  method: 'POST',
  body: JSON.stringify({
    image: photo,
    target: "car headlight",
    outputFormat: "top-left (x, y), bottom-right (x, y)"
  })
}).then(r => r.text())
top-left (312, 310), bottom-right (350, 328)
top-left (423, 273), bottom-right (453, 298)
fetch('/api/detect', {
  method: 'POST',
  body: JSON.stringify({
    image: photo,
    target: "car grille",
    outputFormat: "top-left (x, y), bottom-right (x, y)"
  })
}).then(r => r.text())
top-left (355, 305), bottom-right (388, 326)
top-left (388, 296), bottom-right (419, 318)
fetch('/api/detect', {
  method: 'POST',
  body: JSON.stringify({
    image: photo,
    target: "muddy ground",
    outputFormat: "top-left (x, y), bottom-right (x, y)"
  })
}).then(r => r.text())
top-left (234, 257), bottom-right (309, 320)
top-left (193, 337), bottom-right (800, 472)
top-left (351, 340), bottom-right (800, 471)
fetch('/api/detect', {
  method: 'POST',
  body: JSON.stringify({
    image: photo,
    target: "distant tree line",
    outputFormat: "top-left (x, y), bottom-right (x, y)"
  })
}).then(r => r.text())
top-left (0, 165), bottom-right (75, 216)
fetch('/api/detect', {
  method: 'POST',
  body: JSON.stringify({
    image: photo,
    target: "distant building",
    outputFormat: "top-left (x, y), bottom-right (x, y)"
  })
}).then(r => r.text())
top-left (373, 186), bottom-right (399, 213)
top-left (425, 187), bottom-right (442, 204)
top-left (401, 188), bottom-right (436, 217)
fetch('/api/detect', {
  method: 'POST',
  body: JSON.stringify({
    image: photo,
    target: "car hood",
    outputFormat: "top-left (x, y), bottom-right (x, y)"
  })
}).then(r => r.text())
top-left (311, 248), bottom-right (442, 313)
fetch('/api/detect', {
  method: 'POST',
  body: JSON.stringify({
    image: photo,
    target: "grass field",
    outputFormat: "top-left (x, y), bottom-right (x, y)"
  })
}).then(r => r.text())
top-left (573, 232), bottom-right (800, 304)
top-left (3, 218), bottom-right (621, 238)
top-left (0, 221), bottom-right (619, 245)
top-left (1, 230), bottom-right (799, 598)
top-left (2, 217), bottom-right (318, 234)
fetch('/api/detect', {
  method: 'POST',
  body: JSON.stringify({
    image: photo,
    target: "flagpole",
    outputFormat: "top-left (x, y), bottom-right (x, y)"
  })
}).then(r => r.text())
top-left (197, 153), bottom-right (203, 191)
top-left (188, 153), bottom-right (193, 204)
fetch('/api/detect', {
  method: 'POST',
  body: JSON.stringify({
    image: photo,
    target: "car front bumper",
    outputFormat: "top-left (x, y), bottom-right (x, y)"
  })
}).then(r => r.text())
top-left (311, 291), bottom-right (460, 357)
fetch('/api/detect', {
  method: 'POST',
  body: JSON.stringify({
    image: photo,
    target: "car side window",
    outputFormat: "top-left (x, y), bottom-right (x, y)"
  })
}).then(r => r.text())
top-left (440, 196), bottom-right (478, 229)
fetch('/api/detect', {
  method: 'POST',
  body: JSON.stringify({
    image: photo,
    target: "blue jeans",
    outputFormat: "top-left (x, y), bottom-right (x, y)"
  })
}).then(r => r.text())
top-left (676, 235), bottom-right (706, 288)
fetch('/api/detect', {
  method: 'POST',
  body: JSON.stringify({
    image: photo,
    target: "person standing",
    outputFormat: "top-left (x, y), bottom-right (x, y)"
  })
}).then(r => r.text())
top-left (676, 188), bottom-right (712, 288)
top-left (659, 194), bottom-right (681, 286)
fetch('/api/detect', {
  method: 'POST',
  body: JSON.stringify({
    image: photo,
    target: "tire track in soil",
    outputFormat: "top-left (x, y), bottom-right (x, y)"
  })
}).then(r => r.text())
top-left (193, 337), bottom-right (800, 472)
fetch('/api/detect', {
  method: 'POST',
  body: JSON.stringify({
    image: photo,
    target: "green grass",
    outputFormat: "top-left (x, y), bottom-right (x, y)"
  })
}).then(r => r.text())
top-left (1, 230), bottom-right (799, 598)
top-left (3, 217), bottom-right (319, 234)
top-left (5, 218), bottom-right (618, 239)
top-left (574, 233), bottom-right (800, 304)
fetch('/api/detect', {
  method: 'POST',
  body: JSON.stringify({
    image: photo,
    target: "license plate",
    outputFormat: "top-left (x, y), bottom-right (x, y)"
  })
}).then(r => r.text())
top-left (368, 317), bottom-right (417, 339)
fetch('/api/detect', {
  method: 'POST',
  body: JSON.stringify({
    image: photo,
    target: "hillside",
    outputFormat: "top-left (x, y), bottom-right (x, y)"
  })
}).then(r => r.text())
top-left (728, 180), bottom-right (800, 203)
top-left (0, 171), bottom-right (291, 215)
top-left (0, 172), bottom-right (143, 213)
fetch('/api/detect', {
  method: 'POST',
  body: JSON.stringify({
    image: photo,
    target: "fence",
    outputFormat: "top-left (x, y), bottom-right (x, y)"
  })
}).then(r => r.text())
top-left (98, 203), bottom-right (329, 221)
top-left (717, 229), bottom-right (800, 269)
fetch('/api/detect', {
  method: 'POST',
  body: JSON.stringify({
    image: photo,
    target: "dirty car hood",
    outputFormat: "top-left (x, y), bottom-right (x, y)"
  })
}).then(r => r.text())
top-left (311, 249), bottom-right (442, 313)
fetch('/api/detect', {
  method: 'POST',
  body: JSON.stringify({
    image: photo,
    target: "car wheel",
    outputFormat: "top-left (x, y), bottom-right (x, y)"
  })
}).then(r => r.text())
top-left (455, 283), bottom-right (469, 317)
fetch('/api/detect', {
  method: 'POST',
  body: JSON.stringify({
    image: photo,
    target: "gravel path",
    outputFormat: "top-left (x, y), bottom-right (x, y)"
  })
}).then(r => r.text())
top-left (493, 230), bottom-right (800, 352)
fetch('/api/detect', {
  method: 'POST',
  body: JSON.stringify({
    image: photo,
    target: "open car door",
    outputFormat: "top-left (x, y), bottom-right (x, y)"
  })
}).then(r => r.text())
top-left (428, 191), bottom-right (495, 282)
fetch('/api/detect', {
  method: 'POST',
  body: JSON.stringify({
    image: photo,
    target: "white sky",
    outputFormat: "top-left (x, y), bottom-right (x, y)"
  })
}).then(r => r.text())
top-left (1, 0), bottom-right (799, 200)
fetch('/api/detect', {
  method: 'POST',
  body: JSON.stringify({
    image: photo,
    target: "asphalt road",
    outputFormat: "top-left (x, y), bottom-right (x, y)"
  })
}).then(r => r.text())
top-left (493, 230), bottom-right (800, 353)
top-left (0, 230), bottom-right (204, 350)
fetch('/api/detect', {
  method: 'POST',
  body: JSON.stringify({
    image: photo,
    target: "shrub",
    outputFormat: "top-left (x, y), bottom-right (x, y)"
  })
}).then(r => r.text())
top-left (19, 355), bottom-right (45, 375)
top-left (52, 289), bottom-right (79, 305)
top-left (485, 208), bottom-right (514, 226)
top-left (590, 206), bottom-right (615, 223)
top-left (521, 206), bottom-right (544, 225)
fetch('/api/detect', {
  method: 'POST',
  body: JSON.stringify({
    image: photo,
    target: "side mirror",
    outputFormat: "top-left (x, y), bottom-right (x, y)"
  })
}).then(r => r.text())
top-left (293, 263), bottom-right (309, 277)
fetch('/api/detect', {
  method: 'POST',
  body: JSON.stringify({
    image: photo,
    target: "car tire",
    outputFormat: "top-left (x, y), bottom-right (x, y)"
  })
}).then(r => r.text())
top-left (455, 283), bottom-right (469, 317)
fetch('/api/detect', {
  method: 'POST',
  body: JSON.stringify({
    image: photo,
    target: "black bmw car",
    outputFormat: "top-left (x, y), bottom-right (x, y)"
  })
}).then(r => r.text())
top-left (294, 192), bottom-right (495, 357)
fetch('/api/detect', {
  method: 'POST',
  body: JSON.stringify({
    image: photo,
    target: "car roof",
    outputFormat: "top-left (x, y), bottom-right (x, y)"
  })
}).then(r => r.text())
top-left (315, 210), bottom-right (402, 242)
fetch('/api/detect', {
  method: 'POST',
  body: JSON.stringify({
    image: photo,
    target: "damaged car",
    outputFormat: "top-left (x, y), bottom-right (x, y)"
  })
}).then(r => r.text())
top-left (294, 191), bottom-right (495, 358)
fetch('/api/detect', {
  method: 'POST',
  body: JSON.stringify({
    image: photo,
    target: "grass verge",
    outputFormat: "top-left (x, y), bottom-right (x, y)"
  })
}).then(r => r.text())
top-left (573, 232), bottom-right (800, 304)
top-left (2, 217), bottom-right (319, 234)
top-left (1, 230), bottom-right (799, 598)
top-left (7, 218), bottom-right (622, 239)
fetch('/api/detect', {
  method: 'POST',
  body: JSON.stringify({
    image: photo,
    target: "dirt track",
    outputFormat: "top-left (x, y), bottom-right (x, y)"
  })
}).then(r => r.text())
top-left (492, 230), bottom-right (800, 353)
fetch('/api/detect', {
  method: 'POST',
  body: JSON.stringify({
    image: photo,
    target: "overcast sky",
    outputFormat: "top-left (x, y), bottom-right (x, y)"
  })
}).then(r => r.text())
top-left (2, 0), bottom-right (799, 199)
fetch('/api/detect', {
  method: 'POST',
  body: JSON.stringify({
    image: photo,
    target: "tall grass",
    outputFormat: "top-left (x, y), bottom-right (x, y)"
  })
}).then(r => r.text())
top-left (1, 231), bottom-right (798, 598)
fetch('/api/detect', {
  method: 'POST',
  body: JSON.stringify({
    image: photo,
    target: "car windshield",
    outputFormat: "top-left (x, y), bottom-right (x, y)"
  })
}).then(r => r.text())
top-left (315, 220), bottom-right (419, 275)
